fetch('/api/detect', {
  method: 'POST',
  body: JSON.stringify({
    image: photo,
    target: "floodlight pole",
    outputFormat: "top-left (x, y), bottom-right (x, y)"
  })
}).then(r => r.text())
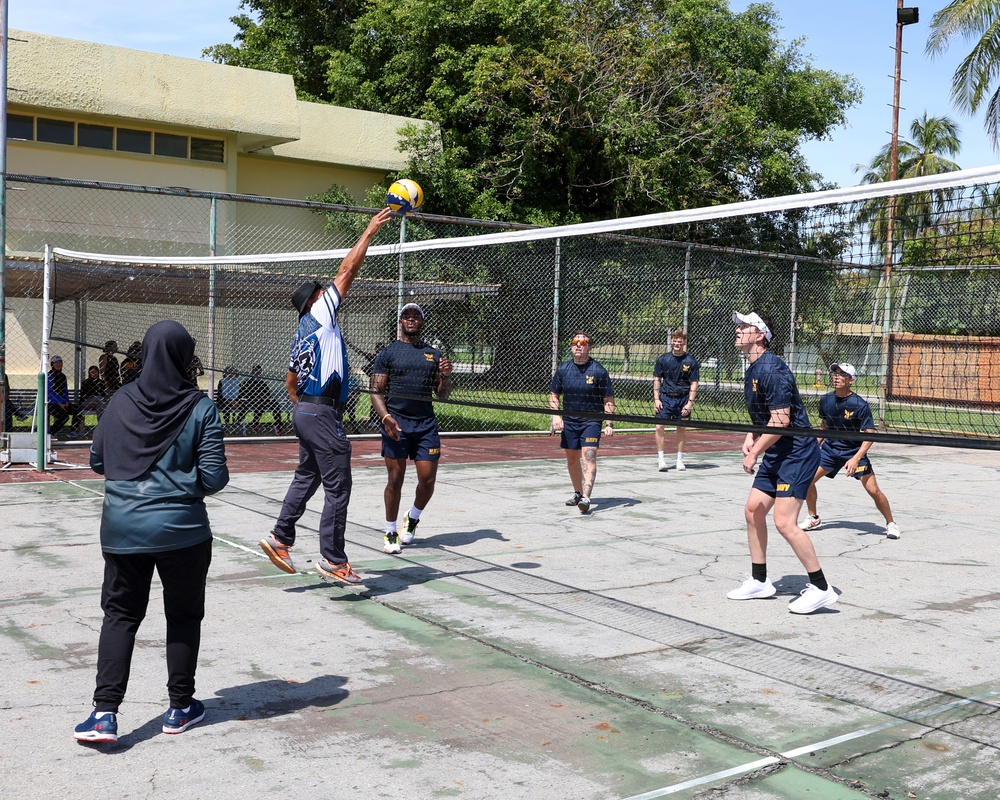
top-left (880, 1), bottom-right (918, 422)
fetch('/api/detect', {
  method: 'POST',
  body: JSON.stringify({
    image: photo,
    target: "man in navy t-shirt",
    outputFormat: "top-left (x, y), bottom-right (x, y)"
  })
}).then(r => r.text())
top-left (370, 303), bottom-right (453, 554)
top-left (802, 362), bottom-right (900, 539)
top-left (728, 311), bottom-right (838, 615)
top-left (548, 331), bottom-right (615, 514)
top-left (653, 328), bottom-right (700, 472)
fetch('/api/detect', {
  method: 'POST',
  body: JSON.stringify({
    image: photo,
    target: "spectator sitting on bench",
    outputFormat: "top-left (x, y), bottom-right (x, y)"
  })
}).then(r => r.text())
top-left (48, 355), bottom-right (81, 437)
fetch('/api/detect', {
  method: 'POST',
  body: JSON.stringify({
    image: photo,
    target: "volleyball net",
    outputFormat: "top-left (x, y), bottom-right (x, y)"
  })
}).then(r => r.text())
top-left (45, 165), bottom-right (1000, 448)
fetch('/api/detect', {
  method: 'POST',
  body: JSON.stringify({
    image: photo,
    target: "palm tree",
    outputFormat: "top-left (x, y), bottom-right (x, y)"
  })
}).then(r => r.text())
top-left (855, 113), bottom-right (963, 252)
top-left (926, 1), bottom-right (1000, 147)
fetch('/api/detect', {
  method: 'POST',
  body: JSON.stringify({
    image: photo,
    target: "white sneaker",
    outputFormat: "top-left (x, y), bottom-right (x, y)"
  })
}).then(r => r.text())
top-left (657, 457), bottom-right (669, 472)
top-left (802, 515), bottom-right (822, 531)
top-left (727, 574), bottom-right (776, 600)
top-left (885, 522), bottom-right (901, 539)
top-left (788, 584), bottom-right (838, 614)
top-left (675, 459), bottom-right (686, 471)
top-left (383, 532), bottom-right (402, 554)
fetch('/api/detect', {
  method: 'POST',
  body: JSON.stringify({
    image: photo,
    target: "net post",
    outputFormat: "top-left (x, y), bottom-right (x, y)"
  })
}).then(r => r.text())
top-left (38, 244), bottom-right (52, 471)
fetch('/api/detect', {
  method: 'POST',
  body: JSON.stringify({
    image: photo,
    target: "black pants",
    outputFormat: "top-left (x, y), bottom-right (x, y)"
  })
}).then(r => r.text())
top-left (272, 402), bottom-right (352, 564)
top-left (50, 403), bottom-right (80, 434)
top-left (93, 539), bottom-right (213, 712)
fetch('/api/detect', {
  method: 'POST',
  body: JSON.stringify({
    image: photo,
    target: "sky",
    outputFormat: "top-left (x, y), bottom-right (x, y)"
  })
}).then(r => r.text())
top-left (7, 0), bottom-right (1000, 190)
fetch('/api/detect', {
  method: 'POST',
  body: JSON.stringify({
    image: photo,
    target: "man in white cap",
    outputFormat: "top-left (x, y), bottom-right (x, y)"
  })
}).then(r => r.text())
top-left (369, 302), bottom-right (453, 553)
top-left (728, 311), bottom-right (838, 614)
top-left (802, 363), bottom-right (900, 539)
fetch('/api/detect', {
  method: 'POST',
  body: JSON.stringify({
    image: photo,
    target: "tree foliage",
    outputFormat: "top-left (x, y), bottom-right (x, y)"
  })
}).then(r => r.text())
top-left (208, 0), bottom-right (860, 224)
top-left (927, 0), bottom-right (1000, 149)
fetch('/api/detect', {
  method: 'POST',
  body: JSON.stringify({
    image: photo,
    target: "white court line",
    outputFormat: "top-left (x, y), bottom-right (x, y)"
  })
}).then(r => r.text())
top-left (620, 691), bottom-right (999, 799)
top-left (213, 534), bottom-right (272, 558)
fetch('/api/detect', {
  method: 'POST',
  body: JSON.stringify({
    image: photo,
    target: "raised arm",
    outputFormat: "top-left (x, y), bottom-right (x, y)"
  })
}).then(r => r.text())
top-left (333, 207), bottom-right (393, 300)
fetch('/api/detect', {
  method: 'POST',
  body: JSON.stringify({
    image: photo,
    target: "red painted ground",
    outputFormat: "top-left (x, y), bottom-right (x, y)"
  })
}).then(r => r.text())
top-left (0, 431), bottom-right (743, 484)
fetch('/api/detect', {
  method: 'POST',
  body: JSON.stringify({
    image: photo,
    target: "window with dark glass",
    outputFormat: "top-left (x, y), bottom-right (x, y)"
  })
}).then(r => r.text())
top-left (154, 132), bottom-right (188, 159)
top-left (117, 128), bottom-right (152, 154)
top-left (78, 123), bottom-right (114, 150)
top-left (191, 137), bottom-right (225, 163)
top-left (8, 114), bottom-right (34, 141)
top-left (37, 118), bottom-right (75, 145)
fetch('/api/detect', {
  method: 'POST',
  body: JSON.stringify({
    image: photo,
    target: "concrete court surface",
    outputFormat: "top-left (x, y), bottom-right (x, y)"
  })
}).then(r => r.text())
top-left (1, 436), bottom-right (998, 800)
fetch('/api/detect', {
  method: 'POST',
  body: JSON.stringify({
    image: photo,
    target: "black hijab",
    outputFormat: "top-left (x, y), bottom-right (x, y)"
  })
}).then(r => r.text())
top-left (93, 320), bottom-right (204, 480)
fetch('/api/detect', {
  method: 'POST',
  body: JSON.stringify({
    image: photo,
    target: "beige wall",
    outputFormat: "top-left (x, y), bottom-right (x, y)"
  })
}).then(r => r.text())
top-left (236, 154), bottom-right (386, 201)
top-left (7, 138), bottom-right (232, 192)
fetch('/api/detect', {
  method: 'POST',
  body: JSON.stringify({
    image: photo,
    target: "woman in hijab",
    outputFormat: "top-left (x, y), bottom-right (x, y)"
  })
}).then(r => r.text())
top-left (74, 320), bottom-right (229, 745)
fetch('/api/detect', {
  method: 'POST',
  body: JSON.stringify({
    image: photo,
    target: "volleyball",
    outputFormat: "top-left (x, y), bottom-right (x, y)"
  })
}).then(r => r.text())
top-left (386, 179), bottom-right (424, 214)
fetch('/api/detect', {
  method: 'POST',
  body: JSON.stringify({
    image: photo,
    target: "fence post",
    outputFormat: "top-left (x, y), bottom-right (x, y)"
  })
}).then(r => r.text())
top-left (878, 263), bottom-right (893, 429)
top-left (551, 238), bottom-right (561, 378)
top-left (683, 245), bottom-right (691, 333)
top-left (396, 215), bottom-right (407, 320)
top-left (788, 260), bottom-right (798, 374)
top-left (207, 197), bottom-right (218, 394)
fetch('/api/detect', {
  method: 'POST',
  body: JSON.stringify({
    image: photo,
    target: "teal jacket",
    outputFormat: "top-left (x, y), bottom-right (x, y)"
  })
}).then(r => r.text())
top-left (90, 395), bottom-right (229, 554)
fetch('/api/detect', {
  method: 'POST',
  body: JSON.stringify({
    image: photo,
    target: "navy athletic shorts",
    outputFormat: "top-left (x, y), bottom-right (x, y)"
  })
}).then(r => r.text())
top-left (656, 395), bottom-right (690, 422)
top-left (752, 439), bottom-right (820, 499)
top-left (561, 418), bottom-right (602, 450)
top-left (819, 446), bottom-right (873, 480)
top-left (381, 416), bottom-right (441, 461)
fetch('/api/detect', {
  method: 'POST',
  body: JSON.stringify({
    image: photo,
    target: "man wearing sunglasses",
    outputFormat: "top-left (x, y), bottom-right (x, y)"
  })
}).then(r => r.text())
top-left (801, 363), bottom-right (900, 539)
top-left (548, 331), bottom-right (615, 514)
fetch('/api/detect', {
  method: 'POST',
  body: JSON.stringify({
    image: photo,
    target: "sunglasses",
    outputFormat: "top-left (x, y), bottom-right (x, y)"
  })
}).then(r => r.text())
top-left (570, 338), bottom-right (590, 346)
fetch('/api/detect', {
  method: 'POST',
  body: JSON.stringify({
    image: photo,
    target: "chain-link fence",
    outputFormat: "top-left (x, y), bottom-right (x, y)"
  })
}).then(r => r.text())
top-left (5, 171), bottom-right (1000, 447)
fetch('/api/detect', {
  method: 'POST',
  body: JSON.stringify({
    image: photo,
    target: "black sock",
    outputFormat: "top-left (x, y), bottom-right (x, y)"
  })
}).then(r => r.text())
top-left (808, 569), bottom-right (828, 591)
top-left (751, 563), bottom-right (767, 583)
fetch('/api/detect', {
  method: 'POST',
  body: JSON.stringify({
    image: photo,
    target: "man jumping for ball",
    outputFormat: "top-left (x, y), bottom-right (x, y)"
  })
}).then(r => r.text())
top-left (370, 303), bottom-right (452, 554)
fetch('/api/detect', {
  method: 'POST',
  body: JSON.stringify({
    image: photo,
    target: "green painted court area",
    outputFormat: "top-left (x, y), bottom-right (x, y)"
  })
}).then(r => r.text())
top-left (1, 440), bottom-right (997, 799)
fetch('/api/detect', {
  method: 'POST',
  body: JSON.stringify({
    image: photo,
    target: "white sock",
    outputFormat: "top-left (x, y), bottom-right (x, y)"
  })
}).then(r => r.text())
top-left (386, 521), bottom-right (398, 533)
top-left (677, 452), bottom-right (685, 460)
top-left (657, 451), bottom-right (664, 458)
top-left (94, 711), bottom-right (113, 719)
top-left (408, 506), bottom-right (423, 521)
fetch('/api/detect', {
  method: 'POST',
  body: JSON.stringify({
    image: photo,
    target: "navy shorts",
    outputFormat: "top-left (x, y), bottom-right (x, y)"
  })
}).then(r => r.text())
top-left (381, 416), bottom-right (441, 461)
top-left (561, 418), bottom-right (602, 450)
top-left (656, 396), bottom-right (690, 422)
top-left (752, 439), bottom-right (820, 499)
top-left (819, 447), bottom-right (873, 480)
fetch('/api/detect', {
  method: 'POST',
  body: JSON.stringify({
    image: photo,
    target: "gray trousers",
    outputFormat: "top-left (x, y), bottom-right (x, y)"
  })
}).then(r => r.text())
top-left (272, 402), bottom-right (352, 564)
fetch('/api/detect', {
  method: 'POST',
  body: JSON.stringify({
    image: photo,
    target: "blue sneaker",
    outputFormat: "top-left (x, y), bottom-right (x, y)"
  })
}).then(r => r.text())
top-left (74, 711), bottom-right (118, 743)
top-left (162, 699), bottom-right (205, 734)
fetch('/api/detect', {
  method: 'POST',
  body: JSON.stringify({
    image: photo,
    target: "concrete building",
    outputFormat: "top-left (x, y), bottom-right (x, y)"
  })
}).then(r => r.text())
top-left (6, 28), bottom-right (431, 201)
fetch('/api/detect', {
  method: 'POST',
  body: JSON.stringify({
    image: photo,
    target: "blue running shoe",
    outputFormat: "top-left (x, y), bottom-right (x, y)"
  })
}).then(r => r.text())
top-left (162, 699), bottom-right (205, 734)
top-left (74, 711), bottom-right (118, 743)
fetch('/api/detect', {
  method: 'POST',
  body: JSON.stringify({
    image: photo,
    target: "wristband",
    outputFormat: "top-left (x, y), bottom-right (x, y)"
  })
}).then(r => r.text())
top-left (381, 413), bottom-right (393, 423)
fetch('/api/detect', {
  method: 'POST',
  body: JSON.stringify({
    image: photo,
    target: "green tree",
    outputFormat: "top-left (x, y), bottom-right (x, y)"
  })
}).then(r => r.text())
top-left (855, 113), bottom-right (963, 256)
top-left (927, 0), bottom-right (1000, 148)
top-left (209, 0), bottom-right (860, 224)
